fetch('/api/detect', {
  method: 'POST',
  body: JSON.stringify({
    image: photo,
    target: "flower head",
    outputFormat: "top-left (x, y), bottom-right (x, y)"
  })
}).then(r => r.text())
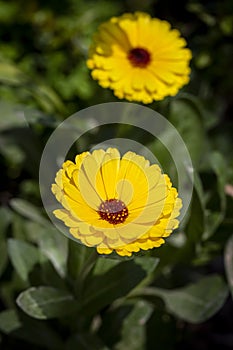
top-left (87, 12), bottom-right (192, 104)
top-left (51, 148), bottom-right (182, 257)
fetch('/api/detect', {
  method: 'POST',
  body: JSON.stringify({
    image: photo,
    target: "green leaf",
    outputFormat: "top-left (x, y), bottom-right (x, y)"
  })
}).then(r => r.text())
top-left (98, 304), bottom-right (133, 347)
top-left (0, 62), bottom-right (26, 86)
top-left (0, 101), bottom-right (27, 130)
top-left (134, 257), bottom-right (159, 276)
top-left (31, 83), bottom-right (65, 115)
top-left (0, 309), bottom-right (64, 348)
top-left (36, 225), bottom-right (68, 278)
top-left (204, 152), bottom-right (227, 239)
top-left (224, 235), bottom-right (233, 298)
top-left (10, 198), bottom-right (49, 226)
top-left (153, 172), bottom-right (205, 273)
top-left (0, 309), bottom-right (21, 334)
top-left (131, 257), bottom-right (160, 291)
top-left (186, 175), bottom-right (205, 244)
top-left (115, 301), bottom-right (153, 350)
top-left (67, 239), bottom-right (96, 281)
top-left (33, 85), bottom-right (65, 113)
top-left (142, 275), bottom-right (229, 323)
top-left (93, 256), bottom-right (121, 276)
top-left (0, 62), bottom-right (65, 114)
top-left (16, 317), bottom-right (64, 349)
top-left (81, 260), bottom-right (147, 316)
top-left (0, 101), bottom-right (59, 131)
top-left (11, 219), bottom-right (68, 278)
top-left (209, 151), bottom-right (227, 206)
top-left (9, 200), bottom-right (68, 277)
top-left (17, 286), bottom-right (76, 320)
top-left (7, 239), bottom-right (40, 282)
top-left (0, 206), bottom-right (12, 232)
top-left (169, 97), bottom-right (205, 166)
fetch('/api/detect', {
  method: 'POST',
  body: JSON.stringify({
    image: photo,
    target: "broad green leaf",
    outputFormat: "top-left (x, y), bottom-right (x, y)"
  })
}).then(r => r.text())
top-left (0, 309), bottom-right (21, 334)
top-left (7, 239), bottom-right (40, 282)
top-left (18, 221), bottom-right (68, 278)
top-left (9, 200), bottom-right (68, 277)
top-left (10, 198), bottom-right (49, 226)
top-left (131, 257), bottom-right (160, 291)
top-left (93, 257), bottom-right (121, 276)
top-left (81, 260), bottom-right (147, 316)
top-left (11, 212), bottom-right (30, 240)
top-left (36, 225), bottom-right (68, 278)
top-left (224, 235), bottom-right (233, 298)
top-left (115, 301), bottom-right (153, 350)
top-left (134, 257), bottom-right (159, 276)
top-left (142, 275), bottom-right (228, 323)
top-left (17, 286), bottom-right (76, 320)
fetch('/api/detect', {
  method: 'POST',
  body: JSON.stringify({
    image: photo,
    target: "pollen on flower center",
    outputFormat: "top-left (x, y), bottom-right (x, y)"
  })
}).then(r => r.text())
top-left (98, 199), bottom-right (129, 225)
top-left (128, 47), bottom-right (151, 67)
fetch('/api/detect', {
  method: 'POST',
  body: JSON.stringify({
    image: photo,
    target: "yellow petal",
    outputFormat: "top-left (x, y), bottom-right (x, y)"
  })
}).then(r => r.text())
top-left (95, 148), bottom-right (120, 199)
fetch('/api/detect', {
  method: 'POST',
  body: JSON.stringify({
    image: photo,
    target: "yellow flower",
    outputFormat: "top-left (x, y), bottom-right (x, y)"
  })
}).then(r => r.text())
top-left (87, 12), bottom-right (192, 104)
top-left (51, 148), bottom-right (182, 257)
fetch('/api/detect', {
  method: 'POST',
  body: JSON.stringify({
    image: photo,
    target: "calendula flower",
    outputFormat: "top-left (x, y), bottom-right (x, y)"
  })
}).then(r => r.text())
top-left (87, 12), bottom-right (192, 104)
top-left (51, 148), bottom-right (182, 257)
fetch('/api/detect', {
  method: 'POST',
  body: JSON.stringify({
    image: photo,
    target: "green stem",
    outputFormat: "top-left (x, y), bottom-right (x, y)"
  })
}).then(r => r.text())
top-left (75, 250), bottom-right (98, 298)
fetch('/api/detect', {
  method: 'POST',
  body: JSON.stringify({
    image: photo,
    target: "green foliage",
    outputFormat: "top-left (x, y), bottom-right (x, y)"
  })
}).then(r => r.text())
top-left (0, 0), bottom-right (233, 349)
top-left (114, 301), bottom-right (153, 350)
top-left (8, 239), bottom-right (40, 282)
top-left (169, 96), bottom-right (205, 166)
top-left (16, 287), bottom-right (76, 320)
top-left (141, 275), bottom-right (228, 323)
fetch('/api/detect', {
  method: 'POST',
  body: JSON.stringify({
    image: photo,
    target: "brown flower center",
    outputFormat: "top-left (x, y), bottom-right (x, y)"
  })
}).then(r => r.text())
top-left (98, 199), bottom-right (128, 225)
top-left (128, 48), bottom-right (151, 68)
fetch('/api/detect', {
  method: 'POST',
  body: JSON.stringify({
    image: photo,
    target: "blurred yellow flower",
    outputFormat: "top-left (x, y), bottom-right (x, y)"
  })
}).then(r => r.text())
top-left (51, 148), bottom-right (182, 257)
top-left (87, 12), bottom-right (192, 104)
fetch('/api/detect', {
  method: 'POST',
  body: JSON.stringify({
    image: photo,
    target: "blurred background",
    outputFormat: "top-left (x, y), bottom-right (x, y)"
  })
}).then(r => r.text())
top-left (0, 0), bottom-right (233, 349)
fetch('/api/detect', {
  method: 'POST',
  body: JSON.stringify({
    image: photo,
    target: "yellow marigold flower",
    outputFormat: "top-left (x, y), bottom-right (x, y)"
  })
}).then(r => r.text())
top-left (51, 148), bottom-right (182, 257)
top-left (87, 12), bottom-right (192, 104)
